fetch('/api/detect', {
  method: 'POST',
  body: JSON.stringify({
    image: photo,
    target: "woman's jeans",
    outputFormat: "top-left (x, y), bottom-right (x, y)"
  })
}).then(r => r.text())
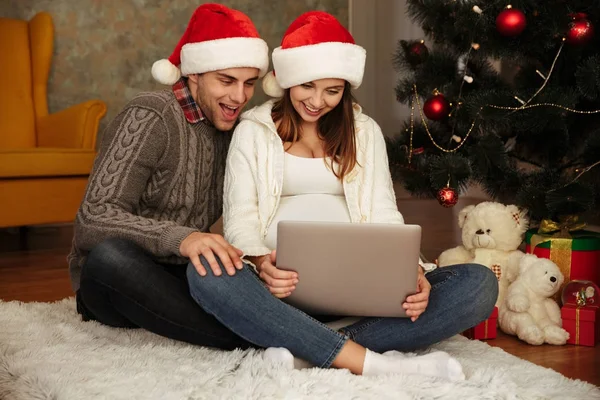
top-left (187, 258), bottom-right (498, 368)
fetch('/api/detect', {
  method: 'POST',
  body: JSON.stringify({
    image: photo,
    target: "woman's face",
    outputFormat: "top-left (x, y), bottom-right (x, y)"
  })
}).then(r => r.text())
top-left (289, 78), bottom-right (345, 123)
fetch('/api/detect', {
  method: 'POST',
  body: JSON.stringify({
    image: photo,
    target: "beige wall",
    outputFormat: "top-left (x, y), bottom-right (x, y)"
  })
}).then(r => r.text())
top-left (350, 0), bottom-right (423, 139)
top-left (2, 0), bottom-right (348, 140)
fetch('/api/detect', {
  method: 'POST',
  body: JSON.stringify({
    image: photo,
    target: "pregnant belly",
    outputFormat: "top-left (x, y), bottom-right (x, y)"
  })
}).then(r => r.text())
top-left (264, 194), bottom-right (351, 249)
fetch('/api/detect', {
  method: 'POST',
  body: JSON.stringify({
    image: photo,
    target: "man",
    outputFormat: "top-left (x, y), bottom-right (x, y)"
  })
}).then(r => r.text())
top-left (68, 3), bottom-right (269, 350)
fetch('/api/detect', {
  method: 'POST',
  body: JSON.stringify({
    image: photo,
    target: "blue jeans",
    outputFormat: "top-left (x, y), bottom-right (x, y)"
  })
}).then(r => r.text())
top-left (187, 259), bottom-right (498, 368)
top-left (77, 238), bottom-right (252, 350)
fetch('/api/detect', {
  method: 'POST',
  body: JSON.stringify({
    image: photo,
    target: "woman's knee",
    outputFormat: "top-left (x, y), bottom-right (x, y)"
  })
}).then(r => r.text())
top-left (186, 256), bottom-right (245, 300)
top-left (463, 263), bottom-right (498, 314)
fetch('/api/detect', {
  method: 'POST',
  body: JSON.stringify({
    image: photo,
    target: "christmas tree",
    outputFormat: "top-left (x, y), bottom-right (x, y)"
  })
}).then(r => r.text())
top-left (389, 1), bottom-right (600, 225)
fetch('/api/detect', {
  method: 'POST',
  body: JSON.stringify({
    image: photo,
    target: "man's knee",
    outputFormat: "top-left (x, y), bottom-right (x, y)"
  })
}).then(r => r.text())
top-left (82, 238), bottom-right (141, 281)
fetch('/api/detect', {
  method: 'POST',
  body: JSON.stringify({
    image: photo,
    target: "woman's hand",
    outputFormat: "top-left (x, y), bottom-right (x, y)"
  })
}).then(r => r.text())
top-left (403, 266), bottom-right (431, 322)
top-left (251, 251), bottom-right (299, 298)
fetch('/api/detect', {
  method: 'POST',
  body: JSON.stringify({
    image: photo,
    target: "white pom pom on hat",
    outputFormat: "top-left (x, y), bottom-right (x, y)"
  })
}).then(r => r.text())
top-left (262, 71), bottom-right (285, 97)
top-left (151, 59), bottom-right (181, 86)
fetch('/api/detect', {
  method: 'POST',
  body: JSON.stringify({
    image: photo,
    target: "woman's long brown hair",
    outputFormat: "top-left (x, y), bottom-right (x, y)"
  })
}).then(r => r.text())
top-left (271, 81), bottom-right (357, 180)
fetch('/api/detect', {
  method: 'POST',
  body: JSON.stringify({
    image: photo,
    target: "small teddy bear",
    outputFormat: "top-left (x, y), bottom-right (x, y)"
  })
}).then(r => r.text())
top-left (498, 253), bottom-right (569, 345)
top-left (438, 202), bottom-right (528, 306)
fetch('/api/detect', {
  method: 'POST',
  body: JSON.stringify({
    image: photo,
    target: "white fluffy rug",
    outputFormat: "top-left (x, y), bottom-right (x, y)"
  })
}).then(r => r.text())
top-left (0, 299), bottom-right (598, 400)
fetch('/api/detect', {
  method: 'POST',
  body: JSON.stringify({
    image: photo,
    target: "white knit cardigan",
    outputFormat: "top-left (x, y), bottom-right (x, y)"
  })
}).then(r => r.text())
top-left (223, 100), bottom-right (409, 258)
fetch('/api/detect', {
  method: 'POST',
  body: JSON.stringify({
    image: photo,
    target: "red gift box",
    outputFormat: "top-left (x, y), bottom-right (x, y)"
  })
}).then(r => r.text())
top-left (560, 280), bottom-right (599, 346)
top-left (463, 307), bottom-right (498, 340)
top-left (561, 305), bottom-right (599, 346)
top-left (525, 228), bottom-right (600, 304)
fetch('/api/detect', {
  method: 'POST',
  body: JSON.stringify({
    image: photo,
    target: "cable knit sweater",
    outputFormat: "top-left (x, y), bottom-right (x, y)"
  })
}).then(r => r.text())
top-left (68, 90), bottom-right (231, 290)
top-left (223, 100), bottom-right (407, 257)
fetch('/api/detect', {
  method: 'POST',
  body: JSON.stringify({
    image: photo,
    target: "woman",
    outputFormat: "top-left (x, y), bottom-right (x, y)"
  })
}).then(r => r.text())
top-left (187, 11), bottom-right (497, 379)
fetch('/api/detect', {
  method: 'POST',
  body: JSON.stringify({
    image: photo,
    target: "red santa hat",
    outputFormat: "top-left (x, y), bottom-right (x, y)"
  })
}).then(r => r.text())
top-left (262, 11), bottom-right (366, 97)
top-left (152, 3), bottom-right (269, 85)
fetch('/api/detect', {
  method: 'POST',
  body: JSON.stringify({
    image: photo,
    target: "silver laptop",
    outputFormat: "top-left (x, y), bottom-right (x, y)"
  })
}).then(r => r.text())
top-left (276, 221), bottom-right (422, 317)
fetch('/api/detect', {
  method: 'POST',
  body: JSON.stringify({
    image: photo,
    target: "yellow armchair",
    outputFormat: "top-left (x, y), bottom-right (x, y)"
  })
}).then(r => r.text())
top-left (0, 12), bottom-right (107, 228)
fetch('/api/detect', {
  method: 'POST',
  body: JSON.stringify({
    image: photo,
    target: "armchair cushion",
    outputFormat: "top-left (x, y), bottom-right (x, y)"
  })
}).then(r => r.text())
top-left (0, 148), bottom-right (96, 178)
top-left (37, 100), bottom-right (107, 149)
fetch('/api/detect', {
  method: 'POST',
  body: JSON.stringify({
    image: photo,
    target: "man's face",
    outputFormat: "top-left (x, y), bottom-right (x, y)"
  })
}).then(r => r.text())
top-left (188, 68), bottom-right (260, 131)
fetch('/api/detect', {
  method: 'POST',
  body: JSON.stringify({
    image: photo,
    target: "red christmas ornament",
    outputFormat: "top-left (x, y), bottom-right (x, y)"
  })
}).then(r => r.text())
top-left (407, 41), bottom-right (429, 65)
top-left (566, 13), bottom-right (594, 45)
top-left (437, 186), bottom-right (458, 208)
top-left (423, 93), bottom-right (450, 121)
top-left (496, 7), bottom-right (527, 37)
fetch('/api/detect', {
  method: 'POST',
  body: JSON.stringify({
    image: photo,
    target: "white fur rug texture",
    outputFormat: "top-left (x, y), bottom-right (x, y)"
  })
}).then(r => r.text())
top-left (0, 299), bottom-right (598, 400)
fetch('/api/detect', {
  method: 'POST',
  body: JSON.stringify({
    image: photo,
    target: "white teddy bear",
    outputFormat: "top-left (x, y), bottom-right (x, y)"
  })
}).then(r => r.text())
top-left (438, 202), bottom-right (528, 306)
top-left (498, 253), bottom-right (569, 345)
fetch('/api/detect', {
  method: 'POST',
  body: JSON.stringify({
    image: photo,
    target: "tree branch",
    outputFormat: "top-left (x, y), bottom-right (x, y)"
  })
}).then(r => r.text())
top-left (507, 152), bottom-right (544, 168)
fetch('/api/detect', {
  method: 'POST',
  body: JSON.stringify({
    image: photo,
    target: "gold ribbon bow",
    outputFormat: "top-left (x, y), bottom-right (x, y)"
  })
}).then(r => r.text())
top-left (537, 215), bottom-right (587, 237)
top-left (529, 215), bottom-right (587, 261)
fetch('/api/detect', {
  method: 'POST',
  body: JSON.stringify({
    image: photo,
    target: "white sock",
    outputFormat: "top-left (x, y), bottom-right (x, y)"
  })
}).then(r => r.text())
top-left (263, 347), bottom-right (313, 370)
top-left (265, 347), bottom-right (465, 380)
top-left (362, 349), bottom-right (465, 381)
top-left (262, 319), bottom-right (359, 371)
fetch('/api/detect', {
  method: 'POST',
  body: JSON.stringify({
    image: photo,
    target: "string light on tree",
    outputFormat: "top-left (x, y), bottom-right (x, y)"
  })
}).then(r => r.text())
top-left (496, 5), bottom-right (527, 37)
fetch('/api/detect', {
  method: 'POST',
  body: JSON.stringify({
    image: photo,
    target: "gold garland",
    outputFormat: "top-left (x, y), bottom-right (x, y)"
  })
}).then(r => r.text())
top-left (411, 84), bottom-right (478, 154)
top-left (407, 38), bottom-right (600, 156)
top-left (487, 103), bottom-right (600, 114)
top-left (409, 86), bottom-right (600, 156)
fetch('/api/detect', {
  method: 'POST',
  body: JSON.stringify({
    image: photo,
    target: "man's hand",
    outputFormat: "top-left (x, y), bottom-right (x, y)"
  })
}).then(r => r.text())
top-left (403, 266), bottom-right (431, 322)
top-left (180, 232), bottom-right (243, 277)
top-left (252, 251), bottom-right (298, 298)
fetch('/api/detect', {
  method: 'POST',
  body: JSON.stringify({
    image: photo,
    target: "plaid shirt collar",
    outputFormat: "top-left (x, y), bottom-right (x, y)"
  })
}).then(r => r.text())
top-left (172, 77), bottom-right (206, 125)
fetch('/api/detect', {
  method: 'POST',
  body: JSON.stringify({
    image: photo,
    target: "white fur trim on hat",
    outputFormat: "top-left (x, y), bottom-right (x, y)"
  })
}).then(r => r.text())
top-left (262, 71), bottom-right (284, 97)
top-left (272, 42), bottom-right (366, 89)
top-left (180, 37), bottom-right (269, 78)
top-left (152, 59), bottom-right (182, 85)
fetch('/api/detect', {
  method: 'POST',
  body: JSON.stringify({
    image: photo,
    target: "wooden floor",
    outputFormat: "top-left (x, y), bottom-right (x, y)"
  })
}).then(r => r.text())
top-left (0, 198), bottom-right (598, 386)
